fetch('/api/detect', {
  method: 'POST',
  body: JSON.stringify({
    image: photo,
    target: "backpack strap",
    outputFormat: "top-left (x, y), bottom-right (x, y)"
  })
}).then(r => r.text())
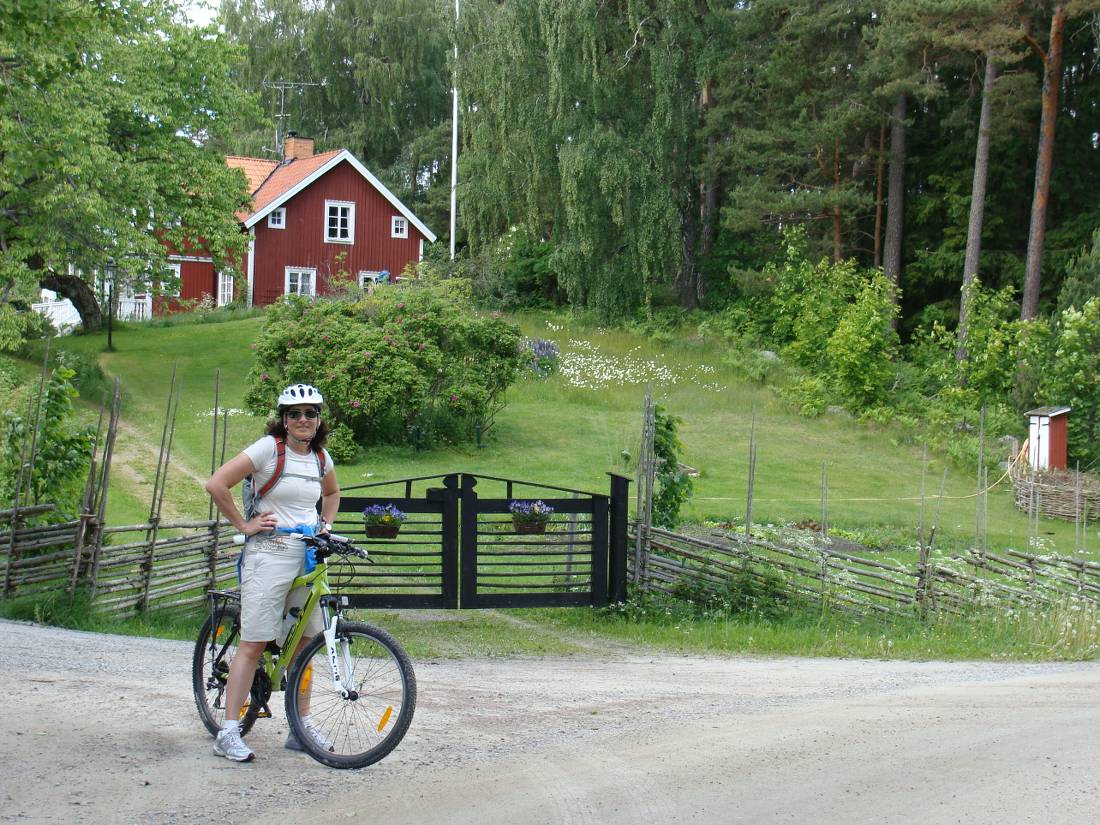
top-left (256, 436), bottom-right (287, 500)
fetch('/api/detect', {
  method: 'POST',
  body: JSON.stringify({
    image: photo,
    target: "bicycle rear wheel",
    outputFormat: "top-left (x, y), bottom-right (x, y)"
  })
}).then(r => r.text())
top-left (192, 606), bottom-right (259, 737)
top-left (285, 621), bottom-right (416, 769)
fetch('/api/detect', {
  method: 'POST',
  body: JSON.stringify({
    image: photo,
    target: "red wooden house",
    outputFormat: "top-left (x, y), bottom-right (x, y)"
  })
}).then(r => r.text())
top-left (168, 134), bottom-right (436, 307)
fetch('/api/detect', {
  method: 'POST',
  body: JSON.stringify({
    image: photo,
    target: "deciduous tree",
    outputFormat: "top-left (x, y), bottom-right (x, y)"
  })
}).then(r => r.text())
top-left (0, 0), bottom-right (254, 337)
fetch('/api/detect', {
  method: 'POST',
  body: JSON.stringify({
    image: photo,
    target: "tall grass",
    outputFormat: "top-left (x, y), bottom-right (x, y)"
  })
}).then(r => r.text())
top-left (531, 597), bottom-right (1100, 661)
top-left (0, 588), bottom-right (205, 642)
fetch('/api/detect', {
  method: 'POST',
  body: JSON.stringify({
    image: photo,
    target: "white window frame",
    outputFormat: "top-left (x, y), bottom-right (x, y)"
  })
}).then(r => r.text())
top-left (358, 270), bottom-right (385, 289)
top-left (324, 200), bottom-right (355, 244)
top-left (216, 271), bottom-right (234, 306)
top-left (284, 266), bottom-right (317, 297)
top-left (164, 262), bottom-right (182, 298)
top-left (391, 215), bottom-right (408, 239)
top-left (268, 207), bottom-right (286, 229)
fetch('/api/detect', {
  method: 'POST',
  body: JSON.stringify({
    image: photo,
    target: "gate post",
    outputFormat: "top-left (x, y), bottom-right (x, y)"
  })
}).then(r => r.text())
top-left (429, 474), bottom-right (461, 610)
top-left (459, 474), bottom-right (479, 608)
top-left (590, 494), bottom-right (609, 607)
top-left (607, 474), bottom-right (630, 604)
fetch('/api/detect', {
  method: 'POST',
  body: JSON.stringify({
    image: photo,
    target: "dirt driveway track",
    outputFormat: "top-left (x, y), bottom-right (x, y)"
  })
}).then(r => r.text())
top-left (3, 618), bottom-right (1099, 825)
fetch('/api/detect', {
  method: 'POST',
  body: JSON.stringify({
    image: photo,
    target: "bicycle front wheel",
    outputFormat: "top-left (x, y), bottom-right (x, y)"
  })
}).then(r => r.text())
top-left (285, 622), bottom-right (416, 769)
top-left (191, 606), bottom-right (259, 737)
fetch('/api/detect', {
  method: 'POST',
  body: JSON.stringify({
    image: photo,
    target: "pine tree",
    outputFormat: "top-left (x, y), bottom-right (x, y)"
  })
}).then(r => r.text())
top-left (710, 0), bottom-right (879, 263)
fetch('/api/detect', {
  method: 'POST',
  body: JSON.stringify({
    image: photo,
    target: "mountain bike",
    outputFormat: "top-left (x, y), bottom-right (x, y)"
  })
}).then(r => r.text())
top-left (191, 532), bottom-right (416, 769)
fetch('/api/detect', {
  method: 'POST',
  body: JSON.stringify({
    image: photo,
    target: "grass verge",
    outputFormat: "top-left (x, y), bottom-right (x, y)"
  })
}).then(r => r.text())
top-left (528, 595), bottom-right (1100, 661)
top-left (0, 590), bottom-right (586, 657)
top-left (4, 587), bottom-right (1095, 661)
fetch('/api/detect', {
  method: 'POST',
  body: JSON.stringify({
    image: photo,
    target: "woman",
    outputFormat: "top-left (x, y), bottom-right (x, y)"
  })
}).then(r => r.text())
top-left (204, 383), bottom-right (340, 762)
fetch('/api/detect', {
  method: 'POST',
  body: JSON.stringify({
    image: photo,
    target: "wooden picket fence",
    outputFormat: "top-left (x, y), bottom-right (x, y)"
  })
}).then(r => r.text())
top-left (1, 362), bottom-right (242, 616)
top-left (629, 523), bottom-right (1100, 618)
top-left (1, 506), bottom-right (239, 614)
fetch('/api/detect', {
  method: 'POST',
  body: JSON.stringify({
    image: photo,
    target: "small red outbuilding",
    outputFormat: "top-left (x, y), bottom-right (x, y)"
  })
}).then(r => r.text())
top-left (1026, 406), bottom-right (1071, 471)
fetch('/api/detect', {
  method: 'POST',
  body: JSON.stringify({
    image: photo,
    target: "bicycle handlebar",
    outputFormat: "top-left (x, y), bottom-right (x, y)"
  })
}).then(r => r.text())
top-left (230, 531), bottom-right (371, 562)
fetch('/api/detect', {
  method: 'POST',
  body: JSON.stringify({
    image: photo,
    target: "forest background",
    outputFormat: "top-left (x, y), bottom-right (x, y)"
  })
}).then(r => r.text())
top-left (217, 0), bottom-right (1100, 470)
top-left (3, 0), bottom-right (1100, 473)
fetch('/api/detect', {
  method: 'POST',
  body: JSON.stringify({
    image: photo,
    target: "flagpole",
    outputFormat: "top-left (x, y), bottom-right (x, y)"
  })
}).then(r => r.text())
top-left (449, 0), bottom-right (459, 260)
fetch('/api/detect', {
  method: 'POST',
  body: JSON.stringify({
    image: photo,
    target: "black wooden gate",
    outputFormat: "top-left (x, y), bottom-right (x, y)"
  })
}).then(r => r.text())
top-left (334, 473), bottom-right (628, 609)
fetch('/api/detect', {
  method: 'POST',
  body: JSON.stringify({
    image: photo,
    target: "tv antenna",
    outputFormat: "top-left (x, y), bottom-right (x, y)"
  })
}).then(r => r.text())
top-left (262, 80), bottom-right (323, 156)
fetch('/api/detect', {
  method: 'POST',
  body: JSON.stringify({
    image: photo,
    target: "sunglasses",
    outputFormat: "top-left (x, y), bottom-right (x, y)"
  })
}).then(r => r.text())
top-left (285, 409), bottom-right (320, 421)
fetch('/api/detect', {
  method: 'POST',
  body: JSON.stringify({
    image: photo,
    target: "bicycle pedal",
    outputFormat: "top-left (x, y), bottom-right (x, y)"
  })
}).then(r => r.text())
top-left (258, 705), bottom-right (273, 719)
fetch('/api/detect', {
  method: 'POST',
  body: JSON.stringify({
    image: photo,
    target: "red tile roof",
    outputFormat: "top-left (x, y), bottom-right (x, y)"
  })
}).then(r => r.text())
top-left (250, 151), bottom-right (342, 214)
top-left (222, 148), bottom-right (435, 242)
top-left (225, 156), bottom-right (279, 194)
top-left (225, 150), bottom-right (343, 222)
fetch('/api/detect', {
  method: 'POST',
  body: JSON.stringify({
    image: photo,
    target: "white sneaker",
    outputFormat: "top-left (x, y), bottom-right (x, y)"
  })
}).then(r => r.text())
top-left (214, 726), bottom-right (255, 762)
top-left (285, 717), bottom-right (335, 753)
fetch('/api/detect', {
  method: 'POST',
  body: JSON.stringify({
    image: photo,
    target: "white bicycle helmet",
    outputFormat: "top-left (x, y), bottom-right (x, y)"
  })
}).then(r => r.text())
top-left (277, 383), bottom-right (324, 409)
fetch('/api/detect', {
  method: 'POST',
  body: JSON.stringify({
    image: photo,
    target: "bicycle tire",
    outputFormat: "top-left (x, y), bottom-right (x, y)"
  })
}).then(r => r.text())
top-left (284, 622), bottom-right (416, 769)
top-left (191, 606), bottom-right (260, 737)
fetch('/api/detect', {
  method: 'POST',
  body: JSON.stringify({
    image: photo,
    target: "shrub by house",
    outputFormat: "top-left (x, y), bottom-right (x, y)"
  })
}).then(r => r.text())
top-left (245, 280), bottom-right (524, 448)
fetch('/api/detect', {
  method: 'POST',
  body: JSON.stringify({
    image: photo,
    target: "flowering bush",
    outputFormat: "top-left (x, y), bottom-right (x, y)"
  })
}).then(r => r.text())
top-left (362, 504), bottom-right (407, 526)
top-left (509, 500), bottom-right (554, 525)
top-left (244, 280), bottom-right (525, 447)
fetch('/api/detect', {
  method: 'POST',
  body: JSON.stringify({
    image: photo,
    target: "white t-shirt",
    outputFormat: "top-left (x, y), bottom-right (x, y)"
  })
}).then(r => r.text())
top-left (242, 436), bottom-right (334, 531)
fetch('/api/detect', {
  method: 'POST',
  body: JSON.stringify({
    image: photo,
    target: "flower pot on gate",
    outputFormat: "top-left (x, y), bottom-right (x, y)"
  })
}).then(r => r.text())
top-left (365, 523), bottom-right (401, 539)
top-left (512, 518), bottom-right (547, 535)
top-left (508, 500), bottom-right (554, 535)
top-left (362, 504), bottom-right (406, 539)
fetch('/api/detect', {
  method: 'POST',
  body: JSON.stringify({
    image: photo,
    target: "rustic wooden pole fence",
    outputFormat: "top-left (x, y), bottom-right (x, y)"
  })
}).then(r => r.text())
top-left (745, 405), bottom-right (757, 540)
top-left (89, 378), bottom-right (123, 599)
top-left (140, 364), bottom-right (180, 611)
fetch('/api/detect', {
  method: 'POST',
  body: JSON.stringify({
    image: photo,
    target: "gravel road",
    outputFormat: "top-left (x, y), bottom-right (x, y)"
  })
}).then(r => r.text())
top-left (4, 618), bottom-right (1099, 825)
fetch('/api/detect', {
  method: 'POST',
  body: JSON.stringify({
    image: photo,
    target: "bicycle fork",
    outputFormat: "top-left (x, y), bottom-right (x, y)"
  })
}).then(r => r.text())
top-left (320, 611), bottom-right (357, 700)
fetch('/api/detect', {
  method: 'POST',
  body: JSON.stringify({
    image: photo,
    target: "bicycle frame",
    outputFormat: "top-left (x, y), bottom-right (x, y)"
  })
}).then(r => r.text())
top-left (265, 558), bottom-right (357, 700)
top-left (197, 535), bottom-right (414, 769)
top-left (205, 553), bottom-right (355, 713)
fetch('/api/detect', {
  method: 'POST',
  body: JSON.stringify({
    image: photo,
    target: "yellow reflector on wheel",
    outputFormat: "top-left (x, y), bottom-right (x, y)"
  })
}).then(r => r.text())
top-left (378, 706), bottom-right (393, 732)
top-left (299, 663), bottom-right (313, 697)
top-left (237, 702), bottom-right (249, 720)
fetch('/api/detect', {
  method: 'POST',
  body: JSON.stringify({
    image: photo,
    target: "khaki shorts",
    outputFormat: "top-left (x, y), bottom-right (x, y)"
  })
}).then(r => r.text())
top-left (239, 536), bottom-right (324, 643)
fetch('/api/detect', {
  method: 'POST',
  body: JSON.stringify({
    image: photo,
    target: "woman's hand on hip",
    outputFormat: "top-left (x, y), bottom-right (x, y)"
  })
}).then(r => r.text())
top-left (242, 511), bottom-right (277, 536)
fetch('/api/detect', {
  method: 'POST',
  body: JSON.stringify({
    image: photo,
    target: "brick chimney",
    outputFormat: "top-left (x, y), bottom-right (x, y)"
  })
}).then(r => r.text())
top-left (283, 132), bottom-right (314, 161)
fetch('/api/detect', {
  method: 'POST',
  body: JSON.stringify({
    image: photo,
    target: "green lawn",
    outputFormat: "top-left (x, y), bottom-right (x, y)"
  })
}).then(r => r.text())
top-left (28, 310), bottom-right (1087, 559)
top-left (6, 312), bottom-right (1097, 662)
